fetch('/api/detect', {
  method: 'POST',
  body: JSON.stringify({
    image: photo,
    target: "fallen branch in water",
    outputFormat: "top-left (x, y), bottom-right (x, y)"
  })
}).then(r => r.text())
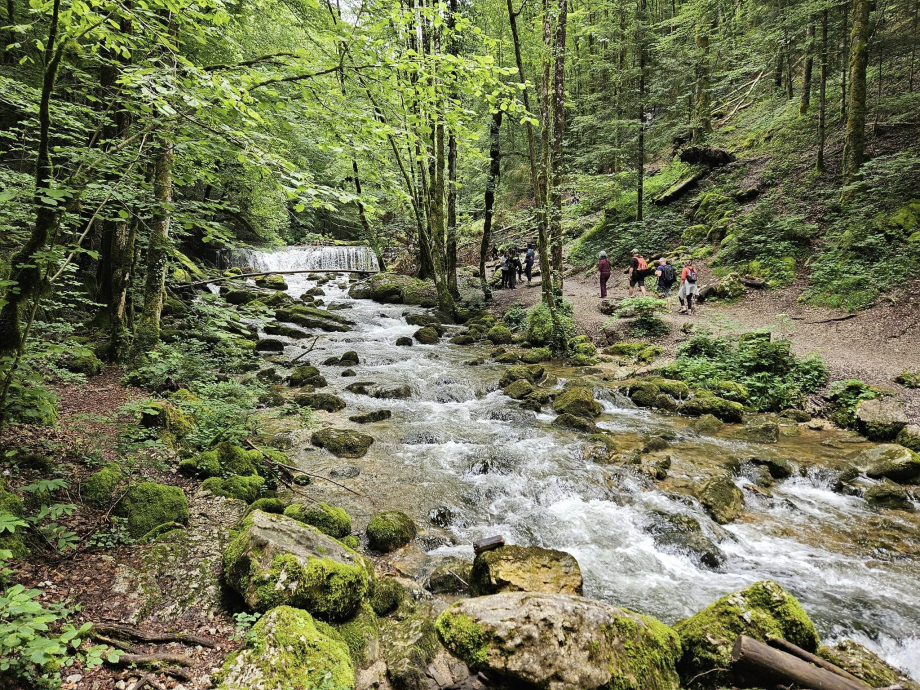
top-left (246, 440), bottom-right (365, 497)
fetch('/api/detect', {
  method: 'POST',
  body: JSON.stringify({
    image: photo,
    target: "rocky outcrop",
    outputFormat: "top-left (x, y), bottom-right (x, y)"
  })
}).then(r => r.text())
top-left (855, 398), bottom-right (908, 441)
top-left (436, 592), bottom-right (681, 690)
top-left (214, 605), bottom-right (354, 690)
top-left (223, 510), bottom-right (372, 619)
top-left (674, 580), bottom-right (819, 689)
top-left (469, 545), bottom-right (583, 596)
top-left (697, 474), bottom-right (744, 524)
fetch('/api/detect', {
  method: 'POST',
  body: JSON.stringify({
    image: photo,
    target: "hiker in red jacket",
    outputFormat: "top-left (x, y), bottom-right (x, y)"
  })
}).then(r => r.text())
top-left (598, 251), bottom-right (611, 297)
top-left (628, 249), bottom-right (649, 297)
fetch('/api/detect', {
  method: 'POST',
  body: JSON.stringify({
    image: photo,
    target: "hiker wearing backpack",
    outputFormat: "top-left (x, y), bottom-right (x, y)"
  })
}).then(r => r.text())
top-left (628, 249), bottom-right (649, 297)
top-left (598, 251), bottom-right (612, 297)
top-left (655, 258), bottom-right (677, 305)
top-left (678, 261), bottom-right (700, 314)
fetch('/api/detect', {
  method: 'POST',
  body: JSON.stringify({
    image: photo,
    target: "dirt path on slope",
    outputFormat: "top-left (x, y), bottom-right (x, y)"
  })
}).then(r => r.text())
top-left (490, 264), bottom-right (920, 422)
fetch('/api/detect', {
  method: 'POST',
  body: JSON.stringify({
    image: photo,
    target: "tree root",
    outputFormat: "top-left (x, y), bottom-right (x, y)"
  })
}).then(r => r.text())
top-left (92, 622), bottom-right (216, 648)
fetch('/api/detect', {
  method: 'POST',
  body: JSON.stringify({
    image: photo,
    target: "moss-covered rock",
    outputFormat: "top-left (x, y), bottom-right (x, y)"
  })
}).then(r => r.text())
top-left (520, 347), bottom-right (552, 364)
top-left (202, 475), bottom-right (265, 503)
top-left (629, 381), bottom-right (660, 408)
top-left (499, 365), bottom-right (535, 388)
top-left (275, 305), bottom-right (353, 332)
top-left (494, 351), bottom-right (520, 363)
top-left (426, 559), bottom-right (474, 594)
top-left (413, 327), bottom-right (440, 344)
top-left (263, 322), bottom-right (309, 339)
top-left (62, 350), bottom-right (103, 376)
top-left (857, 444), bottom-right (920, 483)
top-left (552, 386), bottom-right (602, 419)
top-left (139, 400), bottom-right (194, 440)
top-left (864, 478), bottom-right (915, 511)
top-left (294, 392), bottom-right (347, 413)
top-left (470, 545), bottom-right (582, 596)
top-left (693, 414), bottom-right (724, 434)
top-left (0, 481), bottom-right (28, 560)
top-left (213, 605), bottom-right (354, 690)
top-left (679, 393), bottom-right (744, 423)
top-left (289, 364), bottom-right (328, 388)
top-left (115, 482), bottom-right (190, 539)
top-left (897, 424), bottom-right (920, 453)
top-left (745, 416), bottom-right (779, 443)
top-left (818, 639), bottom-right (920, 690)
top-left (553, 413), bottom-right (599, 434)
top-left (486, 325), bottom-right (513, 345)
top-left (285, 502), bottom-right (352, 539)
top-left (674, 580), bottom-right (819, 689)
top-left (652, 379), bottom-right (690, 399)
top-left (247, 497), bottom-right (286, 515)
top-left (366, 511), bottom-right (417, 552)
top-left (437, 592), bottom-right (681, 690)
top-left (223, 511), bottom-right (372, 619)
top-left (380, 598), bottom-right (444, 690)
top-left (312, 428), bottom-right (374, 458)
top-left (255, 338), bottom-right (285, 352)
top-left (348, 410), bottom-right (391, 424)
top-left (503, 379), bottom-right (535, 400)
top-left (697, 473), bottom-right (744, 524)
top-left (80, 463), bottom-right (125, 508)
top-left (855, 397), bottom-right (908, 441)
top-left (328, 600), bottom-right (381, 668)
top-left (179, 443), bottom-right (265, 479)
top-left (255, 274), bottom-right (289, 290)
top-left (370, 577), bottom-right (405, 616)
top-left (349, 272), bottom-right (437, 306)
top-left (646, 510), bottom-right (724, 570)
top-left (395, 336), bottom-right (413, 346)
top-left (713, 380), bottom-right (749, 403)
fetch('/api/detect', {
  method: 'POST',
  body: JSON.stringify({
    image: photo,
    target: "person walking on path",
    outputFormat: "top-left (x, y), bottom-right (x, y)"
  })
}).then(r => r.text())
top-left (655, 258), bottom-right (677, 306)
top-left (598, 251), bottom-right (612, 298)
top-left (524, 243), bottom-right (535, 284)
top-left (499, 251), bottom-right (510, 289)
top-left (677, 261), bottom-right (700, 314)
top-left (509, 251), bottom-right (522, 289)
top-left (628, 249), bottom-right (648, 297)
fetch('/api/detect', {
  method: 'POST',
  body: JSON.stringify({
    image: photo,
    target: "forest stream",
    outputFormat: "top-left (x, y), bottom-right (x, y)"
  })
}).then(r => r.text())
top-left (226, 246), bottom-right (920, 680)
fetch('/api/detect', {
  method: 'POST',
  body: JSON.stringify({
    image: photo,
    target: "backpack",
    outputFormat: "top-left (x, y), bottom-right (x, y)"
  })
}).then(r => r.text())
top-left (660, 264), bottom-right (676, 284)
top-left (636, 257), bottom-right (648, 271)
top-left (686, 267), bottom-right (697, 283)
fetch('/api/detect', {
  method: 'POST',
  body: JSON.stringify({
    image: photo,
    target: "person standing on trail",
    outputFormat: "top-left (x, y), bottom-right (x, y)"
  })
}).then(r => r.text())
top-left (499, 251), bottom-right (510, 289)
top-left (524, 243), bottom-right (535, 284)
top-left (628, 249), bottom-right (648, 297)
top-left (655, 258), bottom-right (677, 305)
top-left (598, 251), bottom-right (612, 298)
top-left (677, 260), bottom-right (700, 314)
top-left (509, 251), bottom-right (522, 289)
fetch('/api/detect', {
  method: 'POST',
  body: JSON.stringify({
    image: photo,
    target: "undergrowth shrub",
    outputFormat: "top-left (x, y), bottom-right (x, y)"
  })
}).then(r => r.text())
top-left (614, 297), bottom-right (669, 337)
top-left (525, 300), bottom-right (577, 352)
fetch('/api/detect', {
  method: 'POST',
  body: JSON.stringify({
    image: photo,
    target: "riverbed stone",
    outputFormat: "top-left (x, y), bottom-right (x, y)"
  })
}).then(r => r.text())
top-left (503, 379), bottom-right (534, 400)
top-left (897, 424), bottom-right (920, 452)
top-left (499, 365), bottom-right (534, 388)
top-left (748, 455), bottom-right (794, 479)
top-left (865, 479), bottom-right (915, 511)
top-left (396, 336), bottom-right (413, 346)
top-left (553, 413), bottom-right (599, 433)
top-left (213, 605), bottom-right (354, 690)
top-left (223, 510), bottom-right (372, 618)
top-left (486, 325), bottom-right (513, 345)
top-left (254, 274), bottom-right (289, 291)
top-left (858, 444), bottom-right (920, 483)
top-left (697, 473), bottom-right (744, 524)
top-left (450, 335), bottom-right (475, 345)
top-left (275, 305), bottom-right (352, 332)
top-left (289, 364), bottom-right (327, 388)
top-left (284, 502), bottom-right (353, 538)
top-left (552, 386), bottom-right (602, 418)
top-left (427, 558), bottom-right (474, 594)
top-left (646, 510), bottom-right (724, 569)
top-left (679, 393), bottom-right (744, 423)
top-left (349, 410), bottom-right (392, 424)
top-left (345, 381), bottom-right (375, 395)
top-left (693, 414), bottom-right (724, 434)
top-left (469, 545), bottom-right (583, 596)
top-left (674, 580), bottom-right (819, 689)
top-left (367, 511), bottom-right (418, 552)
top-left (855, 397), bottom-right (908, 441)
top-left (371, 385), bottom-right (412, 400)
top-left (294, 392), bottom-right (347, 413)
top-left (436, 592), bottom-right (681, 690)
top-left (413, 327), bottom-right (440, 344)
top-left (818, 639), bottom-right (920, 690)
top-left (312, 428), bottom-right (374, 458)
top-left (744, 416), bottom-right (779, 443)
top-left (521, 347), bottom-right (552, 363)
top-left (115, 482), bottom-right (190, 539)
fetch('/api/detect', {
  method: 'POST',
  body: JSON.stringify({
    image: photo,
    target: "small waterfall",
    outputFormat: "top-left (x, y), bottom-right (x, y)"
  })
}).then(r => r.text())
top-left (222, 245), bottom-right (379, 273)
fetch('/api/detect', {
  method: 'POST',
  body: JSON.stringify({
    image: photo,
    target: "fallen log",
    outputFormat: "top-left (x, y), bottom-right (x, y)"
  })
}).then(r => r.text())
top-left (473, 535), bottom-right (504, 554)
top-left (767, 637), bottom-right (867, 686)
top-left (188, 268), bottom-right (377, 288)
top-left (678, 145), bottom-right (735, 167)
top-left (113, 653), bottom-right (194, 668)
top-left (739, 276), bottom-right (765, 289)
top-left (652, 175), bottom-right (701, 205)
top-left (731, 635), bottom-right (870, 690)
top-left (92, 622), bottom-right (216, 648)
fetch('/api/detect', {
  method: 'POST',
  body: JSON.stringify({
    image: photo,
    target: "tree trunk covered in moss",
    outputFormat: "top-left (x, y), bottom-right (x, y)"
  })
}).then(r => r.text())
top-left (480, 110), bottom-right (502, 302)
top-left (446, 0), bottom-right (459, 298)
top-left (817, 8), bottom-right (828, 172)
top-left (549, 0), bottom-right (567, 290)
top-left (842, 0), bottom-right (871, 186)
top-left (636, 0), bottom-right (646, 222)
top-left (800, 19), bottom-right (815, 115)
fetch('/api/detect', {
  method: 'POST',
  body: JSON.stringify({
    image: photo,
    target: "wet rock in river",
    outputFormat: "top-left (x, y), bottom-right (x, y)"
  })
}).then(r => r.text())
top-left (858, 443), bottom-right (920, 483)
top-left (646, 510), bottom-right (725, 569)
top-left (395, 336), bottom-right (413, 346)
top-left (641, 435), bottom-right (670, 453)
top-left (294, 392), bottom-right (346, 412)
top-left (427, 558), bottom-right (473, 594)
top-left (693, 414), bottom-right (724, 434)
top-left (436, 592), bottom-right (681, 690)
top-left (342, 368), bottom-right (356, 377)
top-left (222, 510), bottom-right (372, 618)
top-left (345, 381), bottom-right (375, 395)
top-left (552, 386), bottom-right (602, 418)
top-left (780, 408), bottom-right (812, 423)
top-left (896, 423), bottom-right (920, 452)
top-left (470, 545), bottom-right (583, 596)
top-left (855, 397), bottom-right (908, 441)
top-left (450, 335), bottom-right (476, 345)
top-left (503, 379), bottom-right (534, 400)
top-left (284, 502), bottom-right (352, 539)
top-left (428, 506), bottom-right (454, 527)
top-left (553, 413), bottom-right (599, 434)
top-left (486, 325), bottom-right (513, 344)
top-left (275, 305), bottom-right (352, 332)
top-left (405, 312), bottom-right (441, 328)
top-left (674, 580), bottom-right (820, 689)
top-left (329, 465), bottom-right (361, 479)
top-left (744, 415), bottom-right (779, 443)
top-left (865, 478), bottom-right (915, 511)
top-left (263, 322), bottom-right (309, 339)
top-left (679, 391), bottom-right (744, 423)
top-left (312, 428), bottom-right (374, 458)
top-left (255, 338), bottom-right (285, 352)
top-left (349, 410), bottom-right (391, 424)
top-left (372, 384), bottom-right (411, 400)
top-left (289, 364), bottom-right (327, 388)
top-left (367, 511), bottom-right (418, 552)
top-left (413, 326), bottom-right (440, 344)
top-left (521, 347), bottom-right (552, 363)
top-left (213, 605), bottom-right (354, 690)
top-left (494, 351), bottom-right (520, 363)
top-left (498, 365), bottom-right (534, 388)
top-left (697, 473), bottom-right (745, 524)
top-left (747, 455), bottom-right (794, 479)
top-left (737, 460), bottom-right (775, 488)
top-left (818, 639), bottom-right (920, 690)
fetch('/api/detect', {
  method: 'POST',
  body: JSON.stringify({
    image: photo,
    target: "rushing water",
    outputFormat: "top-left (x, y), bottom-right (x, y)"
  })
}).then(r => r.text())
top-left (237, 247), bottom-right (920, 680)
top-left (225, 245), bottom-right (380, 273)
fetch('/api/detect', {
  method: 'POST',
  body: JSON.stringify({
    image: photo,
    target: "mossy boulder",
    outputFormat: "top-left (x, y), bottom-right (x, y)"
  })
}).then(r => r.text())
top-left (395, 336), bottom-right (413, 346)
top-left (275, 305), bottom-right (352, 332)
top-left (469, 545), bottom-right (582, 596)
top-left (349, 273), bottom-right (437, 306)
top-left (312, 428), bottom-right (374, 458)
top-left (370, 577), bottom-right (405, 616)
top-left (139, 400), bottom-right (194, 440)
top-left (864, 479), bottom-right (915, 511)
top-left (328, 600), bottom-right (381, 669)
top-left (697, 473), bottom-right (744, 524)
top-left (380, 599), bottom-right (444, 689)
top-left (693, 414), bottom-right (724, 434)
top-left (857, 444), bottom-right (920, 483)
top-left (62, 350), bottom-right (103, 376)
top-left (247, 498), bottom-right (286, 515)
top-left (552, 386), bottom-right (602, 419)
top-left (213, 605), bottom-right (354, 690)
top-left (436, 592), bottom-right (681, 690)
top-left (263, 322), bottom-right (309, 339)
top-left (520, 347), bottom-right (552, 364)
top-left (349, 410), bottom-right (391, 424)
top-left (486, 325), bottom-right (513, 345)
top-left (679, 393), bottom-right (744, 423)
top-left (179, 443), bottom-right (264, 479)
top-left (80, 463), bottom-right (125, 508)
top-left (223, 510), bottom-right (372, 619)
top-left (553, 413), bottom-right (599, 434)
top-left (0, 481), bottom-right (28, 560)
top-left (289, 364), bottom-right (328, 388)
top-left (629, 381), bottom-right (660, 408)
top-left (713, 380), bottom-right (749, 403)
top-left (499, 365), bottom-right (535, 388)
top-left (294, 392), bottom-right (347, 413)
top-left (652, 379), bottom-right (690, 399)
top-left (413, 327), bottom-right (440, 345)
top-left (896, 424), bottom-right (920, 453)
top-left (255, 338), bottom-right (285, 353)
top-left (745, 416), bottom-right (779, 443)
top-left (427, 559), bottom-right (474, 594)
top-left (503, 379), bottom-right (535, 400)
top-left (855, 398), bottom-right (908, 441)
top-left (450, 335), bottom-right (475, 345)
top-left (285, 502), bottom-right (352, 539)
top-left (202, 475), bottom-right (265, 503)
top-left (115, 482), bottom-right (190, 539)
top-left (255, 274), bottom-right (288, 290)
top-left (646, 510), bottom-right (724, 570)
top-left (818, 639), bottom-right (920, 690)
top-left (674, 580), bottom-right (819, 689)
top-left (366, 511), bottom-right (417, 552)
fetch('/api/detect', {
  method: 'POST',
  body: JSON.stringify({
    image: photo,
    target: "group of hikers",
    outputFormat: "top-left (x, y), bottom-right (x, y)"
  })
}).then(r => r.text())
top-left (598, 249), bottom-right (699, 314)
top-left (493, 243), bottom-right (536, 290)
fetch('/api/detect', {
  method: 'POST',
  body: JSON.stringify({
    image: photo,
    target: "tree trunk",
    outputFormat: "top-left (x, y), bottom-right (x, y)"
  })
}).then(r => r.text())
top-left (731, 636), bottom-right (871, 690)
top-left (694, 20), bottom-right (711, 139)
top-left (3, 0), bottom-right (15, 64)
top-left (110, 218), bottom-right (138, 363)
top-left (636, 0), bottom-right (646, 222)
top-left (910, 0), bottom-right (919, 92)
top-left (549, 0), bottom-right (567, 291)
top-left (800, 19), bottom-right (815, 114)
top-left (841, 0), bottom-right (849, 119)
top-left (479, 110), bottom-right (502, 302)
top-left (842, 0), bottom-right (871, 186)
top-left (817, 8), bottom-right (828, 172)
top-left (445, 0), bottom-right (459, 298)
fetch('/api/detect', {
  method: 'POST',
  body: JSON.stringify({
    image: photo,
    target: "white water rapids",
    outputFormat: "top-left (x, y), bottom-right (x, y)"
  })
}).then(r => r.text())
top-left (239, 246), bottom-right (920, 680)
